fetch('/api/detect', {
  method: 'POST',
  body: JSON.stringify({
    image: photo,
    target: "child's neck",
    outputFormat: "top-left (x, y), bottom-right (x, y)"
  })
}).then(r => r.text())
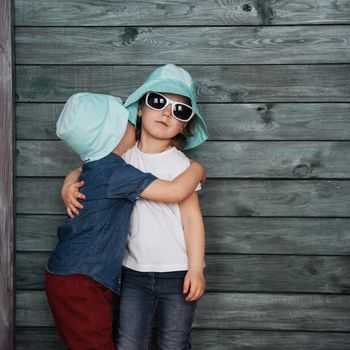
top-left (137, 132), bottom-right (172, 154)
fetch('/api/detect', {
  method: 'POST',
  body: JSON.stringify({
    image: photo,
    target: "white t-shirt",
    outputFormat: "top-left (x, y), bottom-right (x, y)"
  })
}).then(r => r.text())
top-left (121, 143), bottom-right (201, 272)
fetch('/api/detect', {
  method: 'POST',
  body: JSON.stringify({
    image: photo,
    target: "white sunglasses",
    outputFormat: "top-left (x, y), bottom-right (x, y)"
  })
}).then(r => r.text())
top-left (145, 92), bottom-right (195, 122)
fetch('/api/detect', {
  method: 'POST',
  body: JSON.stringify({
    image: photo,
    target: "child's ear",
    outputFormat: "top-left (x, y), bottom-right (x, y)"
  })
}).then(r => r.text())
top-left (137, 109), bottom-right (142, 117)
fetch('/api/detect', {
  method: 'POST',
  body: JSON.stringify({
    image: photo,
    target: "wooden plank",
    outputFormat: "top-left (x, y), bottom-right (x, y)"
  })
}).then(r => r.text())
top-left (201, 103), bottom-right (350, 141)
top-left (16, 215), bottom-right (62, 252)
top-left (16, 178), bottom-right (350, 217)
top-left (17, 179), bottom-right (66, 215)
top-left (204, 255), bottom-right (350, 293)
top-left (194, 293), bottom-right (350, 331)
top-left (15, 327), bottom-right (350, 350)
top-left (16, 65), bottom-right (350, 103)
top-left (16, 291), bottom-right (54, 327)
top-left (16, 215), bottom-right (350, 255)
top-left (16, 140), bottom-right (81, 177)
top-left (16, 326), bottom-right (158, 350)
top-left (16, 252), bottom-right (350, 293)
top-left (16, 328), bottom-right (65, 350)
top-left (16, 140), bottom-right (350, 178)
top-left (188, 141), bottom-right (350, 178)
top-left (191, 329), bottom-right (350, 350)
top-left (199, 179), bottom-right (350, 217)
top-left (15, 26), bottom-right (350, 65)
top-left (0, 0), bottom-right (14, 348)
top-left (204, 217), bottom-right (350, 255)
top-left (14, 0), bottom-right (350, 26)
top-left (16, 103), bottom-right (62, 140)
top-left (15, 102), bottom-right (350, 141)
top-left (16, 291), bottom-right (350, 331)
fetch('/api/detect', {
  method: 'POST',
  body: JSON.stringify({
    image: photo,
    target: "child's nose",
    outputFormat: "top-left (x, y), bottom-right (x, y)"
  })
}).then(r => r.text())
top-left (162, 104), bottom-right (172, 118)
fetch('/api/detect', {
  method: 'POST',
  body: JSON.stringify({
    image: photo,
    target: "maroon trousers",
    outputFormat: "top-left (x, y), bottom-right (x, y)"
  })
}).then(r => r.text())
top-left (45, 272), bottom-right (116, 350)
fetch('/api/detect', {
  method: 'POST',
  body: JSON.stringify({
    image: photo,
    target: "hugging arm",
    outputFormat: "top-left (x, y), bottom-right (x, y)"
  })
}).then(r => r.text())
top-left (61, 166), bottom-right (85, 218)
top-left (61, 161), bottom-right (206, 218)
top-left (140, 161), bottom-right (205, 203)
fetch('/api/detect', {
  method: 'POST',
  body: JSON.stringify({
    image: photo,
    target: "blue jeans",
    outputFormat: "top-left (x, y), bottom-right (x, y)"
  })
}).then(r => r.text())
top-left (116, 267), bottom-right (197, 350)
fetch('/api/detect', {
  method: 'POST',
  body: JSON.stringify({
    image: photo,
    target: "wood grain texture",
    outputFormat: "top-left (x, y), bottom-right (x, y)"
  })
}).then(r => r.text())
top-left (15, 102), bottom-right (350, 141)
top-left (16, 65), bottom-right (350, 103)
top-left (15, 26), bottom-right (350, 64)
top-left (16, 291), bottom-right (350, 331)
top-left (190, 329), bottom-right (350, 350)
top-left (16, 140), bottom-right (350, 178)
top-left (194, 292), bottom-right (350, 331)
top-left (15, 327), bottom-right (350, 350)
top-left (16, 178), bottom-right (350, 216)
top-left (16, 328), bottom-right (65, 350)
top-left (16, 252), bottom-right (350, 293)
top-left (203, 217), bottom-right (350, 255)
top-left (0, 0), bottom-right (14, 348)
top-left (199, 179), bottom-right (350, 216)
top-left (16, 215), bottom-right (350, 255)
top-left (14, 0), bottom-right (350, 26)
top-left (16, 215), bottom-right (62, 252)
top-left (13, 0), bottom-right (350, 346)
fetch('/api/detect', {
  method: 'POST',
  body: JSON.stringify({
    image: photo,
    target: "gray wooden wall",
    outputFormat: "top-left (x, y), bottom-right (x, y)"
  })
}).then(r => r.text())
top-left (15, 1), bottom-right (350, 349)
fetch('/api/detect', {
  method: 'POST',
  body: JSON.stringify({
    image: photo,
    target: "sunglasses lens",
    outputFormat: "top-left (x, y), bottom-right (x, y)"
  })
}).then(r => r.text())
top-left (147, 93), bottom-right (167, 109)
top-left (173, 104), bottom-right (193, 121)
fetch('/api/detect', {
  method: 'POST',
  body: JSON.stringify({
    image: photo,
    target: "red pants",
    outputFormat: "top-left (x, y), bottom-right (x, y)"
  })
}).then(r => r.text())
top-left (45, 272), bottom-right (116, 350)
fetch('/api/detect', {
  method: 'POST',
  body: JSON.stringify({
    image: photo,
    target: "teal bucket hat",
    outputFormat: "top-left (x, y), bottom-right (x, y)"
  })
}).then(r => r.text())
top-left (123, 64), bottom-right (208, 150)
top-left (56, 92), bottom-right (129, 162)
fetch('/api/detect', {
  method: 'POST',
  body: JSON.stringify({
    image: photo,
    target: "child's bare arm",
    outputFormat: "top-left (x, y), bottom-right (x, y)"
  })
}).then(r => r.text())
top-left (61, 166), bottom-right (86, 218)
top-left (179, 192), bottom-right (206, 302)
top-left (140, 161), bottom-right (205, 203)
top-left (62, 161), bottom-right (206, 216)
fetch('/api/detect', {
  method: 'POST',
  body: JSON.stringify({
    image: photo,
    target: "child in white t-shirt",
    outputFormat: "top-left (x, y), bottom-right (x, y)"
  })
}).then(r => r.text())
top-left (117, 64), bottom-right (207, 349)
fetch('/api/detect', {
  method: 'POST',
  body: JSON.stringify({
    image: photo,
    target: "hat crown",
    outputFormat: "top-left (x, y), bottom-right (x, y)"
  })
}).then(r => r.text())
top-left (146, 64), bottom-right (194, 90)
top-left (56, 92), bottom-right (129, 162)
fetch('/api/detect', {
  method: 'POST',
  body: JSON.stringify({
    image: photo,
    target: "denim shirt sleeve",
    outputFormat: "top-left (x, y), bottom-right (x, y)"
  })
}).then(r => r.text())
top-left (107, 163), bottom-right (157, 201)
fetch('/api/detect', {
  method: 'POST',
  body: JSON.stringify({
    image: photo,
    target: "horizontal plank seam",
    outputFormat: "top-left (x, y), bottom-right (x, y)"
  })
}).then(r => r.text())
top-left (18, 213), bottom-right (350, 218)
top-left (16, 251), bottom-right (350, 257)
top-left (15, 289), bottom-right (350, 296)
top-left (14, 63), bottom-right (350, 67)
top-left (14, 24), bottom-right (350, 28)
top-left (15, 101), bottom-right (350, 105)
top-left (15, 176), bottom-right (350, 181)
top-left (15, 326), bottom-right (350, 334)
top-left (15, 214), bottom-right (350, 219)
top-left (15, 139), bottom-right (350, 142)
top-left (17, 289), bottom-right (350, 296)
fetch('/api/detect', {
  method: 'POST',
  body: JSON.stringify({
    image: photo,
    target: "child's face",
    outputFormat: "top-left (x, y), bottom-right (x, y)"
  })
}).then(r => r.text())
top-left (138, 92), bottom-right (188, 141)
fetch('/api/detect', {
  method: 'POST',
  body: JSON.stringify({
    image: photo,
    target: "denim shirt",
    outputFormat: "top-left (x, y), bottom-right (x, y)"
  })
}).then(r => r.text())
top-left (47, 153), bottom-right (157, 294)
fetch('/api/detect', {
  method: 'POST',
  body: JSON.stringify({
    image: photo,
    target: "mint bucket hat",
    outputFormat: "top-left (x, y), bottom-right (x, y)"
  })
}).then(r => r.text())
top-left (123, 64), bottom-right (208, 150)
top-left (56, 92), bottom-right (129, 162)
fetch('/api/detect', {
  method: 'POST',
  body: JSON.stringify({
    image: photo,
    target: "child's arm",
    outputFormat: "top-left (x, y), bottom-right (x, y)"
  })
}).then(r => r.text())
top-left (62, 161), bottom-right (206, 217)
top-left (140, 161), bottom-right (205, 203)
top-left (179, 192), bottom-right (206, 302)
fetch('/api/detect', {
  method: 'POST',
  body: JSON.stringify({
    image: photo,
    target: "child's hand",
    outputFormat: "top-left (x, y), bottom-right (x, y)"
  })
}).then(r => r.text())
top-left (61, 180), bottom-right (86, 218)
top-left (183, 269), bottom-right (205, 302)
